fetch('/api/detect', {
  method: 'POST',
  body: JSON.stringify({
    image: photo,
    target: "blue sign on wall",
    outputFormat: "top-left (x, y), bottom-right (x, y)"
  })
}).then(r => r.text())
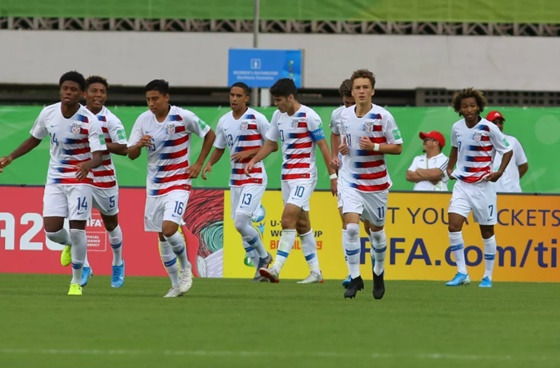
top-left (228, 49), bottom-right (302, 88)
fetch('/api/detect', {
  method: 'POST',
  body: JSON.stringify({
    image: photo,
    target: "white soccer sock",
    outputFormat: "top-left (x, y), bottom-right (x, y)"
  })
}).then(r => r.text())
top-left (159, 240), bottom-right (180, 288)
top-left (344, 223), bottom-right (361, 279)
top-left (165, 231), bottom-right (191, 271)
top-left (483, 235), bottom-right (497, 280)
top-left (69, 229), bottom-right (87, 284)
top-left (242, 239), bottom-right (260, 269)
top-left (342, 229), bottom-right (350, 275)
top-left (370, 229), bottom-right (387, 276)
top-left (46, 228), bottom-right (71, 246)
top-left (299, 229), bottom-right (321, 274)
top-left (108, 225), bottom-right (123, 266)
top-left (235, 213), bottom-right (267, 262)
top-left (449, 231), bottom-right (467, 274)
top-left (271, 229), bottom-right (297, 273)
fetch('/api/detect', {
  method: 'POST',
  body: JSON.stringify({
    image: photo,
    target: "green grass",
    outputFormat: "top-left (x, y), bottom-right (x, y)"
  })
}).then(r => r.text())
top-left (1, 274), bottom-right (560, 368)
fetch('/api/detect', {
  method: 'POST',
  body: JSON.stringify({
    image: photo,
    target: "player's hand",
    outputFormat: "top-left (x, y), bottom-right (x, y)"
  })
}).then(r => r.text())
top-left (0, 155), bottom-right (13, 173)
top-left (447, 169), bottom-right (456, 180)
top-left (244, 160), bottom-right (255, 177)
top-left (187, 162), bottom-right (203, 179)
top-left (339, 142), bottom-right (349, 156)
top-left (330, 157), bottom-right (340, 170)
top-left (201, 163), bottom-right (212, 180)
top-left (75, 162), bottom-right (90, 181)
top-left (231, 151), bottom-right (250, 163)
top-left (330, 177), bottom-right (338, 196)
top-left (359, 136), bottom-right (374, 150)
top-left (138, 135), bottom-right (153, 148)
top-left (483, 172), bottom-right (502, 182)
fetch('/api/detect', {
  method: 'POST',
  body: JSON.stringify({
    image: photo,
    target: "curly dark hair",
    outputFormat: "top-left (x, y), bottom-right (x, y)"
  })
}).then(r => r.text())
top-left (338, 79), bottom-right (353, 98)
top-left (452, 88), bottom-right (487, 115)
top-left (350, 69), bottom-right (376, 89)
top-left (86, 75), bottom-right (108, 89)
top-left (59, 71), bottom-right (86, 90)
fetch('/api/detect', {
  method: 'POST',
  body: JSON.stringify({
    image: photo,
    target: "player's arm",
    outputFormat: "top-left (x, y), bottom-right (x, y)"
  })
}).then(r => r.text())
top-left (316, 139), bottom-right (338, 196)
top-left (330, 132), bottom-right (341, 170)
top-left (0, 136), bottom-right (42, 172)
top-left (76, 150), bottom-right (103, 180)
top-left (359, 137), bottom-right (402, 155)
top-left (107, 142), bottom-right (128, 156)
top-left (201, 147), bottom-right (225, 180)
top-left (485, 150), bottom-right (513, 182)
top-left (187, 129), bottom-right (216, 179)
top-left (446, 147), bottom-right (458, 180)
top-left (244, 139), bottom-right (278, 176)
top-left (127, 136), bottom-right (152, 160)
top-left (518, 162), bottom-right (529, 178)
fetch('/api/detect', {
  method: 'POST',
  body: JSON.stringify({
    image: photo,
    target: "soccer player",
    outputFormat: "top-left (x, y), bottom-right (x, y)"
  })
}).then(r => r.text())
top-left (78, 75), bottom-right (128, 288)
top-left (485, 110), bottom-right (529, 193)
top-left (201, 82), bottom-right (273, 281)
top-left (406, 130), bottom-right (449, 191)
top-left (445, 88), bottom-right (513, 288)
top-left (128, 79), bottom-right (216, 297)
top-left (0, 71), bottom-right (106, 296)
top-left (245, 78), bottom-right (337, 284)
top-left (330, 79), bottom-right (359, 288)
top-left (334, 69), bottom-right (403, 300)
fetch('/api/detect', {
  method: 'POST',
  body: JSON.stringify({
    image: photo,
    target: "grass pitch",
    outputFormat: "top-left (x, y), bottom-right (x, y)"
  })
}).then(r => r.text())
top-left (0, 274), bottom-right (559, 368)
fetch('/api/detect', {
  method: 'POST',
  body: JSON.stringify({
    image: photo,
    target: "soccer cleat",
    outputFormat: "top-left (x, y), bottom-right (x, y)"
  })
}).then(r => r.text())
top-left (253, 253), bottom-right (273, 281)
top-left (68, 283), bottom-right (82, 296)
top-left (80, 266), bottom-right (93, 287)
top-left (297, 272), bottom-right (324, 284)
top-left (446, 272), bottom-right (470, 286)
top-left (163, 287), bottom-right (184, 298)
top-left (372, 271), bottom-right (385, 299)
top-left (60, 245), bottom-right (72, 267)
top-left (179, 267), bottom-right (193, 293)
top-left (344, 276), bottom-right (364, 299)
top-left (259, 267), bottom-right (280, 283)
top-left (341, 275), bottom-right (352, 289)
top-left (111, 262), bottom-right (125, 288)
top-left (479, 276), bottom-right (493, 288)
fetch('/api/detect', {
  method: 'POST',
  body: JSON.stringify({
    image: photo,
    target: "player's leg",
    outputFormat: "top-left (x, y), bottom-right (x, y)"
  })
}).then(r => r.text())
top-left (43, 184), bottom-right (73, 267)
top-left (473, 182), bottom-right (498, 288)
top-left (258, 181), bottom-right (300, 282)
top-left (340, 188), bottom-right (365, 298)
top-left (296, 210), bottom-right (323, 284)
top-left (446, 181), bottom-right (471, 286)
top-left (161, 191), bottom-right (192, 294)
top-left (362, 191), bottom-right (388, 299)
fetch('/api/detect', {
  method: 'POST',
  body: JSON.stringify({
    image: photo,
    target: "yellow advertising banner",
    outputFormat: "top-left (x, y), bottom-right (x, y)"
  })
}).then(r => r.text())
top-left (223, 191), bottom-right (560, 282)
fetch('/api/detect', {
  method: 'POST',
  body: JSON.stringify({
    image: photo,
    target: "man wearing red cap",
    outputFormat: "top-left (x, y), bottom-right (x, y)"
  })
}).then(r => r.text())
top-left (485, 110), bottom-right (529, 193)
top-left (406, 131), bottom-right (449, 191)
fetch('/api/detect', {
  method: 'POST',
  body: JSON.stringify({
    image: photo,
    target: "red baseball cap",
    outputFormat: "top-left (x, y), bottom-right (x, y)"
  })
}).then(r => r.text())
top-left (486, 110), bottom-right (506, 122)
top-left (419, 131), bottom-right (445, 148)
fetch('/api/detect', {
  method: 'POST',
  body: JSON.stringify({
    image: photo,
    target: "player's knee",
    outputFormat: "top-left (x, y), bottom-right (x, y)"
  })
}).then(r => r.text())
top-left (346, 223), bottom-right (360, 239)
top-left (233, 213), bottom-right (251, 234)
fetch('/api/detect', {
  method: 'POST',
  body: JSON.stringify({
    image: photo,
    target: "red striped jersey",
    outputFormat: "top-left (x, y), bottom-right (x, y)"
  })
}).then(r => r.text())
top-left (128, 105), bottom-right (211, 196)
top-left (451, 118), bottom-right (512, 183)
top-left (214, 108), bottom-right (269, 187)
top-left (29, 103), bottom-right (106, 185)
top-left (266, 105), bottom-right (325, 181)
top-left (337, 104), bottom-right (403, 192)
top-left (90, 106), bottom-right (128, 189)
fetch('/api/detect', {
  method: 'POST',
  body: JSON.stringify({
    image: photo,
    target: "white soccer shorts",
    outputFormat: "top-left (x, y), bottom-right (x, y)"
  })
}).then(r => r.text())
top-left (281, 180), bottom-right (317, 211)
top-left (230, 184), bottom-right (266, 219)
top-left (144, 190), bottom-right (190, 232)
top-left (340, 186), bottom-right (388, 227)
top-left (92, 186), bottom-right (119, 216)
top-left (448, 180), bottom-right (497, 225)
top-left (43, 183), bottom-right (93, 221)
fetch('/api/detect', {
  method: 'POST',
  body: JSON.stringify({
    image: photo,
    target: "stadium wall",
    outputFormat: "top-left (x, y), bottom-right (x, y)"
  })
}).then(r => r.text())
top-left (1, 30), bottom-right (560, 91)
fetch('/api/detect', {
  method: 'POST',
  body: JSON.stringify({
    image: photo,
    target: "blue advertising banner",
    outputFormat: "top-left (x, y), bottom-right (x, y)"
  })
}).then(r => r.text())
top-left (228, 49), bottom-right (302, 88)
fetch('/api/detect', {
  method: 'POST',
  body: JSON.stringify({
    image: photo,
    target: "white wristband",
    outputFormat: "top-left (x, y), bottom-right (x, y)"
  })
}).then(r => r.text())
top-left (373, 143), bottom-right (380, 152)
top-left (329, 173), bottom-right (337, 180)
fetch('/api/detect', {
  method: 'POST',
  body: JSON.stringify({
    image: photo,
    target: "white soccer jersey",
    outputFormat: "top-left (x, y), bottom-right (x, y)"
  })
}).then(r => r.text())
top-left (335, 104), bottom-right (403, 192)
top-left (330, 105), bottom-right (345, 169)
top-left (128, 105), bottom-right (211, 196)
top-left (450, 118), bottom-right (512, 183)
top-left (30, 102), bottom-right (106, 185)
top-left (493, 134), bottom-right (527, 192)
top-left (266, 105), bottom-right (325, 181)
top-left (91, 106), bottom-right (128, 189)
top-left (407, 153), bottom-right (449, 191)
top-left (214, 108), bottom-right (269, 186)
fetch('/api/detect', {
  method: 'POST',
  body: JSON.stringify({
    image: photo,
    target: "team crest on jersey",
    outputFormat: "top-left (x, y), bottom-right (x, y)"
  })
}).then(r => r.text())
top-left (71, 122), bottom-right (81, 135)
top-left (364, 120), bottom-right (375, 133)
top-left (166, 124), bottom-right (176, 135)
top-left (473, 131), bottom-right (484, 142)
top-left (291, 118), bottom-right (300, 128)
top-left (241, 121), bottom-right (249, 131)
